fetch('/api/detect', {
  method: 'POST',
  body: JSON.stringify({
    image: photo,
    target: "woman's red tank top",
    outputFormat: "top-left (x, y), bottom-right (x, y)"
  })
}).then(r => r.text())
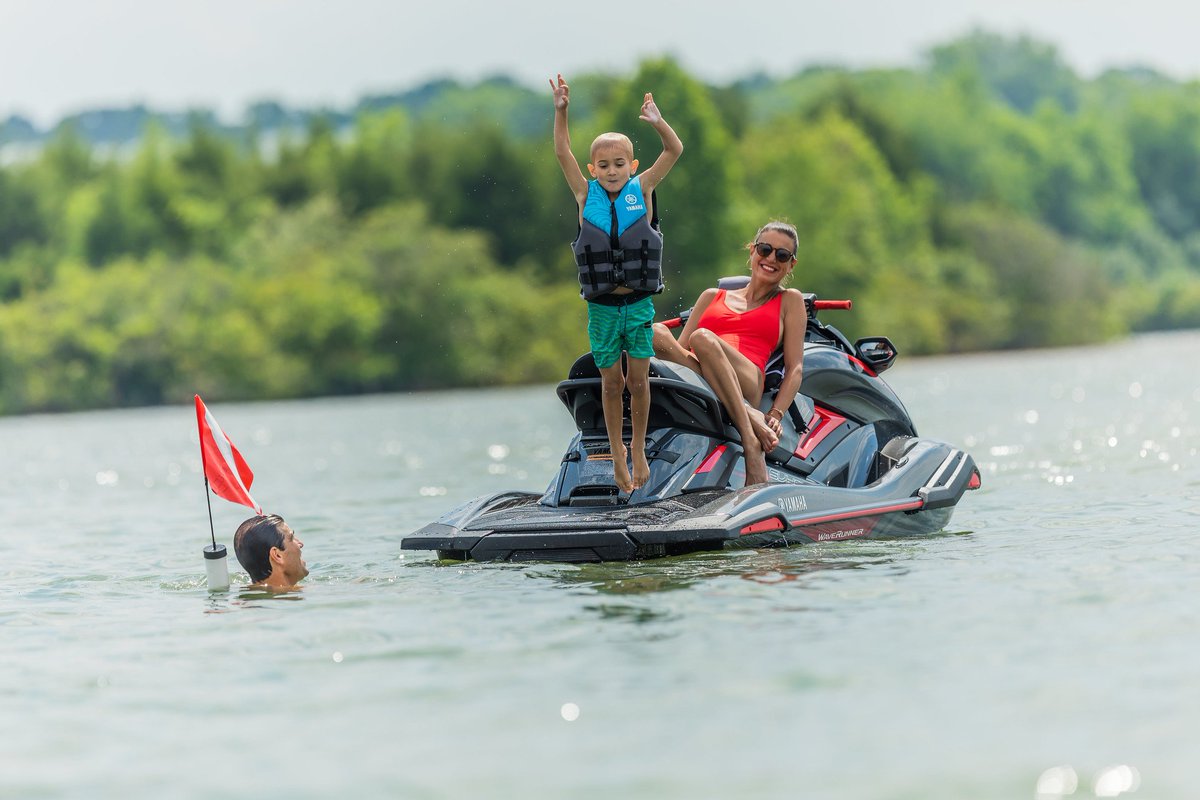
top-left (694, 289), bottom-right (784, 373)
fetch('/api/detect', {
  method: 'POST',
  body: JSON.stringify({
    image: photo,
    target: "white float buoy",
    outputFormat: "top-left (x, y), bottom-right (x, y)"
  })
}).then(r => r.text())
top-left (204, 543), bottom-right (230, 591)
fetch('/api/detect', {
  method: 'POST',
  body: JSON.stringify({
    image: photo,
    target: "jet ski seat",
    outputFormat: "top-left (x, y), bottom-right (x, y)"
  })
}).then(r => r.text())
top-left (557, 353), bottom-right (734, 440)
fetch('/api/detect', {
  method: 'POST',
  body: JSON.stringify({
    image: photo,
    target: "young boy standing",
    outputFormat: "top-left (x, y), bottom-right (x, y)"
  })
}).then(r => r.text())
top-left (551, 73), bottom-right (683, 494)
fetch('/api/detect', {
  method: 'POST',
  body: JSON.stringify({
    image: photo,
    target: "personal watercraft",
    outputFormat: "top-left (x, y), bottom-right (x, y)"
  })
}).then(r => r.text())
top-left (403, 279), bottom-right (980, 562)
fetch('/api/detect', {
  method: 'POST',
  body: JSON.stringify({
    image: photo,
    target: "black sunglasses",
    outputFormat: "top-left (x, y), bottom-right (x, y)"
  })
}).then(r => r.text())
top-left (753, 241), bottom-right (795, 263)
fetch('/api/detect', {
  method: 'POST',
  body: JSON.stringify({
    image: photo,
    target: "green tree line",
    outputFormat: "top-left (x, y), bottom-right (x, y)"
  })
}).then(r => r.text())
top-left (3, 31), bottom-right (1200, 414)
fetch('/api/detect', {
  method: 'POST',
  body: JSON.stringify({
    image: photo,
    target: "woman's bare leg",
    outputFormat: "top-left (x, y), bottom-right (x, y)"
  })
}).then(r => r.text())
top-left (689, 329), bottom-right (771, 485)
top-left (652, 323), bottom-right (702, 373)
top-left (691, 335), bottom-right (778, 453)
top-left (654, 323), bottom-right (767, 412)
top-left (705, 339), bottom-right (779, 454)
top-left (655, 323), bottom-right (779, 482)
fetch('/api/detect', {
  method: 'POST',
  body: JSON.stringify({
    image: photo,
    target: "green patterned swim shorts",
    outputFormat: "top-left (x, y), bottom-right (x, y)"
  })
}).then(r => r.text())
top-left (586, 296), bottom-right (655, 369)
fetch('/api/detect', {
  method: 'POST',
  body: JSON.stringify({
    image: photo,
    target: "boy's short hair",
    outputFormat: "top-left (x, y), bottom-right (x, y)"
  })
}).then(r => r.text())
top-left (589, 132), bottom-right (635, 160)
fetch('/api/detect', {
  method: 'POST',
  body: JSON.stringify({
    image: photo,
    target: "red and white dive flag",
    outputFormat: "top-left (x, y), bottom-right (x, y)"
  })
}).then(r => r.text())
top-left (194, 395), bottom-right (262, 514)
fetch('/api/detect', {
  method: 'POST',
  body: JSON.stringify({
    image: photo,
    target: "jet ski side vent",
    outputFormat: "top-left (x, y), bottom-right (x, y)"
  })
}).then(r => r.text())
top-left (510, 548), bottom-right (605, 563)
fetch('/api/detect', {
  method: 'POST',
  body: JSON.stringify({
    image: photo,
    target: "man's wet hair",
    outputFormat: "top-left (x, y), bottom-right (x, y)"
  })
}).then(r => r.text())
top-left (234, 514), bottom-right (287, 583)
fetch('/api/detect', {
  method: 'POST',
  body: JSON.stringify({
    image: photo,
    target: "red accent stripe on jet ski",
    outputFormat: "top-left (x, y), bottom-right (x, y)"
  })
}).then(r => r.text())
top-left (695, 445), bottom-right (727, 474)
top-left (739, 517), bottom-right (785, 535)
top-left (794, 407), bottom-right (848, 459)
top-left (788, 498), bottom-right (924, 527)
top-left (846, 354), bottom-right (877, 377)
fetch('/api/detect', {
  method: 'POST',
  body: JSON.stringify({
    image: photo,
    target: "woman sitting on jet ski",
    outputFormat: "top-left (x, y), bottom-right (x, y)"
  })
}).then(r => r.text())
top-left (652, 221), bottom-right (808, 486)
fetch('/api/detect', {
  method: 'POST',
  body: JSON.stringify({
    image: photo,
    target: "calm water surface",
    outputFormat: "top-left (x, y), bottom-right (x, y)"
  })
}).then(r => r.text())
top-left (3, 332), bottom-right (1199, 799)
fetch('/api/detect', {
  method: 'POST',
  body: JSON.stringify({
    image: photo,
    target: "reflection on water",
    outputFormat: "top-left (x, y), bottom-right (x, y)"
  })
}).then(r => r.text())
top-left (232, 587), bottom-right (306, 603)
top-left (543, 539), bottom-right (918, 596)
top-left (583, 603), bottom-right (675, 624)
top-left (561, 547), bottom-right (913, 627)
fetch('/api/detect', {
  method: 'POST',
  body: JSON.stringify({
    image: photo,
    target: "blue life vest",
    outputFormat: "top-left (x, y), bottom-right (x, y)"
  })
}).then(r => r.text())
top-left (571, 176), bottom-right (664, 300)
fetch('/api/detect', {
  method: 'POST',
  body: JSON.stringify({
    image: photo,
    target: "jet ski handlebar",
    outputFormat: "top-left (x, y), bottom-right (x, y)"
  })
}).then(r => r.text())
top-left (661, 298), bottom-right (852, 329)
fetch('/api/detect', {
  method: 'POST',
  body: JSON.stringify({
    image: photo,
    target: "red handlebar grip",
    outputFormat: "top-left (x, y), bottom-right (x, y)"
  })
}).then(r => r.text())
top-left (813, 300), bottom-right (852, 310)
top-left (662, 317), bottom-right (683, 329)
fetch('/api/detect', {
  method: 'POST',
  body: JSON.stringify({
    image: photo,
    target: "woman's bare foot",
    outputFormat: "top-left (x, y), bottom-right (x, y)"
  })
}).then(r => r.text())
top-left (740, 436), bottom-right (770, 485)
top-left (747, 405), bottom-right (779, 453)
top-left (743, 449), bottom-right (770, 486)
top-left (631, 448), bottom-right (651, 489)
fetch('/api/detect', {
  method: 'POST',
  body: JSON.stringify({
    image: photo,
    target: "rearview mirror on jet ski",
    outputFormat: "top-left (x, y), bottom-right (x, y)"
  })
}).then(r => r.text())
top-left (854, 336), bottom-right (898, 373)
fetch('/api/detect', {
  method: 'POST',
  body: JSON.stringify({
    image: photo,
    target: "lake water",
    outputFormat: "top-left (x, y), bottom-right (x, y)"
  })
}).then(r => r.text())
top-left (2, 332), bottom-right (1198, 799)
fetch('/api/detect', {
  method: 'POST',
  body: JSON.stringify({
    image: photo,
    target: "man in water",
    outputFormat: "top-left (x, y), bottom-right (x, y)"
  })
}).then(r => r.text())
top-left (233, 514), bottom-right (308, 590)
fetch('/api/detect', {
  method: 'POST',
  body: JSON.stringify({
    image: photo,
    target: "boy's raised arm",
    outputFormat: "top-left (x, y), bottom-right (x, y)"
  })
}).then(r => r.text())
top-left (636, 92), bottom-right (684, 193)
top-left (551, 73), bottom-right (589, 208)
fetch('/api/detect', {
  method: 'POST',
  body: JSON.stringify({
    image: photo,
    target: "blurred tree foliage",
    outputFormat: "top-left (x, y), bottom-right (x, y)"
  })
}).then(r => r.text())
top-left (4, 35), bottom-right (1200, 414)
top-left (926, 29), bottom-right (1082, 113)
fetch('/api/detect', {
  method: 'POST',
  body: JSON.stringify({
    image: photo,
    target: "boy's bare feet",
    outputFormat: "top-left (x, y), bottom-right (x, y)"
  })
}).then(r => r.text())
top-left (613, 445), bottom-right (634, 494)
top-left (631, 447), bottom-right (651, 489)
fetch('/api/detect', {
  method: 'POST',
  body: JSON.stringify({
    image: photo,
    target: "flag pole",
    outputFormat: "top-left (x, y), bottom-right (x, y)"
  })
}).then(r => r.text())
top-left (203, 476), bottom-right (217, 550)
top-left (197, 414), bottom-right (218, 550)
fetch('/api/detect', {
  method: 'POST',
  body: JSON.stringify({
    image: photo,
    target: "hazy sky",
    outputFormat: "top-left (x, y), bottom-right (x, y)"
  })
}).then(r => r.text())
top-left (2, 0), bottom-right (1196, 126)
